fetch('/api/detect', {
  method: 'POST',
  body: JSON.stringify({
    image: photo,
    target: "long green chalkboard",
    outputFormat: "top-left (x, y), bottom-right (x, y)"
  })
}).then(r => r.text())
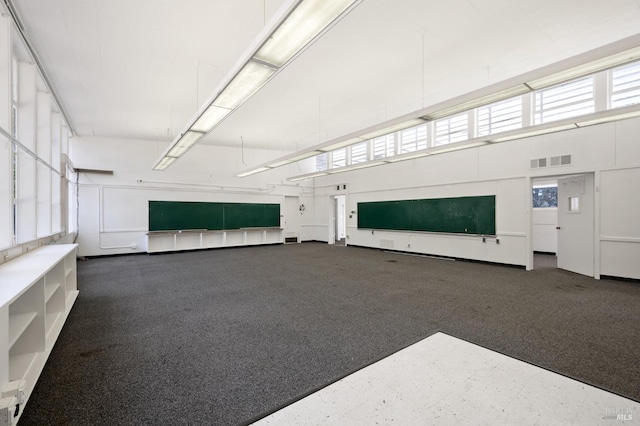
top-left (149, 201), bottom-right (280, 231)
top-left (357, 195), bottom-right (495, 235)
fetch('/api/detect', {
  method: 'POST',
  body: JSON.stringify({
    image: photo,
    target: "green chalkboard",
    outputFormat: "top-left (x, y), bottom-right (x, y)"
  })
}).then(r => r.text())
top-left (149, 201), bottom-right (280, 231)
top-left (357, 195), bottom-right (495, 235)
top-left (357, 200), bottom-right (413, 231)
top-left (223, 203), bottom-right (281, 229)
top-left (149, 201), bottom-right (223, 231)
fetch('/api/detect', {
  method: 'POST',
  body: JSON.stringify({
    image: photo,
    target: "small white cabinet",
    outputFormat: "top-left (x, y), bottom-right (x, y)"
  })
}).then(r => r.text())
top-left (0, 244), bottom-right (78, 424)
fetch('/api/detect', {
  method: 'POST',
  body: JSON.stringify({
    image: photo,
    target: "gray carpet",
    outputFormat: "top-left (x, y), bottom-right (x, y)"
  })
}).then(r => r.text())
top-left (21, 243), bottom-right (640, 425)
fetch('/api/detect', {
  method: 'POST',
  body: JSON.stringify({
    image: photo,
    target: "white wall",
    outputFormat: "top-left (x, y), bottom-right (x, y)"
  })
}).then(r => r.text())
top-left (70, 137), bottom-right (314, 256)
top-left (309, 117), bottom-right (640, 279)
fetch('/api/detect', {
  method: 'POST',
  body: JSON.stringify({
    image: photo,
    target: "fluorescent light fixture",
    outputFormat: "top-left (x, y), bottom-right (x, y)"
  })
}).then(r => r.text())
top-left (254, 0), bottom-right (358, 67)
top-left (287, 171), bottom-right (329, 182)
top-left (286, 150), bottom-right (323, 161)
top-left (576, 109), bottom-right (640, 127)
top-left (527, 46), bottom-right (640, 90)
top-left (359, 118), bottom-right (427, 140)
top-left (319, 137), bottom-right (365, 152)
top-left (267, 159), bottom-right (294, 168)
top-left (423, 85), bottom-right (530, 120)
top-left (236, 166), bottom-right (272, 177)
top-left (385, 151), bottom-right (432, 162)
top-left (326, 160), bottom-right (386, 173)
top-left (427, 141), bottom-right (488, 154)
top-left (192, 105), bottom-right (232, 133)
top-left (213, 60), bottom-right (276, 109)
top-left (166, 131), bottom-right (206, 157)
top-left (153, 156), bottom-right (177, 171)
top-left (489, 124), bottom-right (578, 143)
top-left (154, 0), bottom-right (361, 171)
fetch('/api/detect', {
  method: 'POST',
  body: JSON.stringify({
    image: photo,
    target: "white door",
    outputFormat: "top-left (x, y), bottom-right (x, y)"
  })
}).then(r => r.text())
top-left (557, 174), bottom-right (594, 276)
top-left (284, 196), bottom-right (300, 243)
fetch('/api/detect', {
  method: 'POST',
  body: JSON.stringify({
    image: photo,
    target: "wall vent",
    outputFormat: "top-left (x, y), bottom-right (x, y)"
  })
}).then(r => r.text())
top-left (530, 155), bottom-right (571, 169)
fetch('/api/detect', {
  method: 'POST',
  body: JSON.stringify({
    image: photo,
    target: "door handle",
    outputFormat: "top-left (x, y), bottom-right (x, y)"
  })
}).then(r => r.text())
top-left (556, 226), bottom-right (561, 230)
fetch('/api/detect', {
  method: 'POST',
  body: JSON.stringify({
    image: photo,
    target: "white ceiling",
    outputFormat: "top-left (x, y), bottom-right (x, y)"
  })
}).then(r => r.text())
top-left (9, 0), bottom-right (640, 166)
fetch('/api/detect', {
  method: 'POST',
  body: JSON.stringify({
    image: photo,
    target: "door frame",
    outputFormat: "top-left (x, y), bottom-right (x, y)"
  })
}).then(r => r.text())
top-left (328, 194), bottom-right (347, 245)
top-left (527, 171), bottom-right (600, 278)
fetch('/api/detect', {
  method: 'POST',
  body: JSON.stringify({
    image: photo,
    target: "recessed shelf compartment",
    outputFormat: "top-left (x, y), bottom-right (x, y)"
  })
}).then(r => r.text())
top-left (8, 312), bottom-right (38, 348)
top-left (45, 282), bottom-right (62, 303)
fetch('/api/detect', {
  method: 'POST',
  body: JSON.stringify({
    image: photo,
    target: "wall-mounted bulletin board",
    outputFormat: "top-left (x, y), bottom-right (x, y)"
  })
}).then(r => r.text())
top-left (149, 201), bottom-right (280, 232)
top-left (357, 195), bottom-right (496, 235)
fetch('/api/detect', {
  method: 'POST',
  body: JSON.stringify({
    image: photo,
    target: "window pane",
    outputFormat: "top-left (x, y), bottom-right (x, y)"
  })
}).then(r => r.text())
top-left (532, 186), bottom-right (558, 208)
top-left (611, 61), bottom-right (640, 109)
top-left (435, 113), bottom-right (468, 146)
top-left (399, 123), bottom-right (427, 153)
top-left (350, 141), bottom-right (368, 164)
top-left (316, 153), bottom-right (328, 171)
top-left (372, 134), bottom-right (395, 159)
top-left (331, 148), bottom-right (346, 168)
top-left (534, 76), bottom-right (594, 124)
top-left (477, 97), bottom-right (522, 136)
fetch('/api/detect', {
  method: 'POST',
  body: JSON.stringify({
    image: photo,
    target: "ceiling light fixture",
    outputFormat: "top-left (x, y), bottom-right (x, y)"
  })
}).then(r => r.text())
top-left (423, 85), bottom-right (530, 120)
top-left (153, 0), bottom-right (362, 171)
top-left (287, 171), bottom-right (329, 182)
top-left (527, 46), bottom-right (640, 90)
top-left (489, 124), bottom-right (578, 143)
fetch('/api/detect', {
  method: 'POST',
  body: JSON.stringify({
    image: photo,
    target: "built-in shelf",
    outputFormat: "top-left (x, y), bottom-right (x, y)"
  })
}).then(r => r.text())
top-left (0, 244), bottom-right (78, 424)
top-left (147, 228), bottom-right (283, 253)
top-left (45, 283), bottom-right (61, 303)
top-left (8, 312), bottom-right (38, 348)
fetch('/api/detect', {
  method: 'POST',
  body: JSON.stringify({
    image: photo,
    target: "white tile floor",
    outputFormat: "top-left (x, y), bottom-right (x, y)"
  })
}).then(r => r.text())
top-left (253, 333), bottom-right (639, 425)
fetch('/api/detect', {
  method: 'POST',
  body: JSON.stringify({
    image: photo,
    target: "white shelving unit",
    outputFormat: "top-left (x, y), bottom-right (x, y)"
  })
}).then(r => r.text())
top-left (147, 228), bottom-right (283, 253)
top-left (0, 244), bottom-right (78, 423)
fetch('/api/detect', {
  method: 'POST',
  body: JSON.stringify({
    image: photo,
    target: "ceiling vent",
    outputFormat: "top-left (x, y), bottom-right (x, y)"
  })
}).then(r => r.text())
top-left (530, 155), bottom-right (571, 169)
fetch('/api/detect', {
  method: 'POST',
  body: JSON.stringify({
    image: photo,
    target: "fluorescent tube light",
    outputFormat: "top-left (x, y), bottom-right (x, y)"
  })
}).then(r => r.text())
top-left (267, 159), bottom-right (294, 168)
top-left (166, 131), bottom-right (206, 157)
top-left (489, 124), bottom-right (578, 142)
top-left (427, 141), bottom-right (488, 154)
top-left (192, 105), bottom-right (232, 133)
top-left (287, 171), bottom-right (329, 182)
top-left (326, 160), bottom-right (386, 173)
top-left (423, 85), bottom-right (530, 120)
top-left (236, 166), bottom-right (272, 177)
top-left (287, 150), bottom-right (323, 161)
top-left (527, 46), bottom-right (640, 90)
top-left (576, 109), bottom-right (640, 127)
top-left (153, 156), bottom-right (177, 171)
top-left (213, 60), bottom-right (275, 109)
top-left (385, 151), bottom-right (432, 162)
top-left (319, 137), bottom-right (365, 152)
top-left (254, 0), bottom-right (358, 67)
top-left (359, 118), bottom-right (427, 140)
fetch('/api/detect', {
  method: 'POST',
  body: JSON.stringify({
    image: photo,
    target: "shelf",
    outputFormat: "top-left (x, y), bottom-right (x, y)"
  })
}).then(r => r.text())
top-left (9, 351), bottom-right (38, 382)
top-left (46, 311), bottom-right (62, 340)
top-left (8, 312), bottom-right (38, 348)
top-left (45, 282), bottom-right (62, 303)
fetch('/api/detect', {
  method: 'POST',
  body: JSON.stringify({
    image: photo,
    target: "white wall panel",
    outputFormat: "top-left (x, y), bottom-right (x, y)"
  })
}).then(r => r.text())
top-left (614, 117), bottom-right (640, 168)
